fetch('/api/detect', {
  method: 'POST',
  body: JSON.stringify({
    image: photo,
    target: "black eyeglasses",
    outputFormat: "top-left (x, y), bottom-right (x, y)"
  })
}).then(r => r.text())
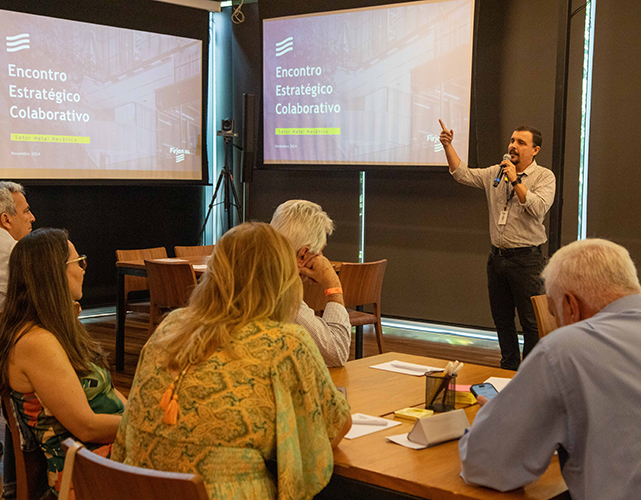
top-left (67, 255), bottom-right (87, 270)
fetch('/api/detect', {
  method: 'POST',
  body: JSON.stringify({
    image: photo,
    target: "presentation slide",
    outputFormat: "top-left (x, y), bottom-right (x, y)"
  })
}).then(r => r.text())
top-left (0, 9), bottom-right (203, 180)
top-left (263, 0), bottom-right (474, 167)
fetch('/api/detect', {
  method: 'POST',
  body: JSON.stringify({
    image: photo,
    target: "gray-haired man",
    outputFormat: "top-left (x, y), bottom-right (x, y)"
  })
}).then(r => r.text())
top-left (459, 239), bottom-right (641, 498)
top-left (0, 181), bottom-right (36, 309)
top-left (271, 200), bottom-right (351, 366)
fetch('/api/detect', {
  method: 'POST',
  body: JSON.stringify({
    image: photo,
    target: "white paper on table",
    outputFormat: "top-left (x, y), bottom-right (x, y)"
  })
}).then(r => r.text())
top-left (345, 413), bottom-right (401, 439)
top-left (483, 376), bottom-right (511, 392)
top-left (386, 433), bottom-right (428, 450)
top-left (192, 264), bottom-right (208, 271)
top-left (370, 360), bottom-right (443, 377)
top-left (156, 258), bottom-right (187, 262)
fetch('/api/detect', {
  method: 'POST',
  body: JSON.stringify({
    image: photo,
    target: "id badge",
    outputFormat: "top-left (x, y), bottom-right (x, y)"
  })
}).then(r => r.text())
top-left (498, 209), bottom-right (508, 226)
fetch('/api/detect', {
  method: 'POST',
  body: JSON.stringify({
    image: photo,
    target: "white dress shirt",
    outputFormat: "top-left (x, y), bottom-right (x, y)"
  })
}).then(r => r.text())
top-left (452, 160), bottom-right (556, 248)
top-left (0, 228), bottom-right (17, 310)
top-left (295, 300), bottom-right (351, 367)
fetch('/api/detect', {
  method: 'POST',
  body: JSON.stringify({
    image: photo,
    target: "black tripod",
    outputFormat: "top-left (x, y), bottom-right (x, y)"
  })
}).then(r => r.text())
top-left (197, 120), bottom-right (242, 242)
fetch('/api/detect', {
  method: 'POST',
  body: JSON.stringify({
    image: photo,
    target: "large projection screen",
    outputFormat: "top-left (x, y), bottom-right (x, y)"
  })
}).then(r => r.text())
top-left (0, 8), bottom-right (204, 181)
top-left (263, 0), bottom-right (474, 167)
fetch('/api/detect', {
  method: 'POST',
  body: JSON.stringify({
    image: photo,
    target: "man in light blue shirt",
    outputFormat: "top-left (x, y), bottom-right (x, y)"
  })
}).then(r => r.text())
top-left (459, 238), bottom-right (641, 500)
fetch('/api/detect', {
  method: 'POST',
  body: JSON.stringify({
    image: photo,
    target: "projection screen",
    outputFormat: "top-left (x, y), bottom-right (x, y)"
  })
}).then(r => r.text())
top-left (263, 0), bottom-right (475, 167)
top-left (0, 8), bottom-right (204, 181)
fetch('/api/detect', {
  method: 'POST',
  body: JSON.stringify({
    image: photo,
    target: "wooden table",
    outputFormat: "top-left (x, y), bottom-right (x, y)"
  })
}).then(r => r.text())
top-left (115, 256), bottom-right (209, 371)
top-left (326, 352), bottom-right (568, 500)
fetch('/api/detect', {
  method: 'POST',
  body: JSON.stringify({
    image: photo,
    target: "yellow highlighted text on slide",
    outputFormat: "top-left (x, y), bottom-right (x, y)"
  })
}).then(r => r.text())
top-left (11, 133), bottom-right (90, 144)
top-left (275, 128), bottom-right (340, 136)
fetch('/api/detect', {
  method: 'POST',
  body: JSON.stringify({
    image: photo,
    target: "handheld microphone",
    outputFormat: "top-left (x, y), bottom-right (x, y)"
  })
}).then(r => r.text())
top-left (493, 153), bottom-right (512, 187)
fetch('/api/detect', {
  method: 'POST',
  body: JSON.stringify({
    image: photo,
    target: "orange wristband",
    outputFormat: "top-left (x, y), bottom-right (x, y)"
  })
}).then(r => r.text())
top-left (324, 287), bottom-right (343, 296)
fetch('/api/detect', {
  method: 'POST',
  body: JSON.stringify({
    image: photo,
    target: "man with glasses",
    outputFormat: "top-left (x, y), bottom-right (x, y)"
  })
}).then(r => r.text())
top-left (0, 181), bottom-right (36, 310)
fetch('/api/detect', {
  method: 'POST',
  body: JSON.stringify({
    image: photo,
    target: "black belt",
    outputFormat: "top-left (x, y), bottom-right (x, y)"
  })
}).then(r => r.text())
top-left (491, 245), bottom-right (541, 257)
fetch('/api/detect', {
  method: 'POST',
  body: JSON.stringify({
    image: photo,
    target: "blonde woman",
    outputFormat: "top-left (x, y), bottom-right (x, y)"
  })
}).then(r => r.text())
top-left (113, 223), bottom-right (351, 500)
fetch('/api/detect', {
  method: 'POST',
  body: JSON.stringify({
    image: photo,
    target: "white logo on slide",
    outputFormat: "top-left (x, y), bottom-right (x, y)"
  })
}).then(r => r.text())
top-left (6, 33), bottom-right (30, 52)
top-left (170, 147), bottom-right (190, 163)
top-left (275, 37), bottom-right (293, 57)
top-left (426, 133), bottom-right (444, 152)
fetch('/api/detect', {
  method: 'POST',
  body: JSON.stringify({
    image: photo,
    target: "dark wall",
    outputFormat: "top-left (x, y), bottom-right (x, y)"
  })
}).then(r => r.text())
top-left (25, 185), bottom-right (204, 305)
top-left (587, 0), bottom-right (641, 265)
top-left (243, 0), bottom-right (561, 328)
top-left (246, 169), bottom-right (362, 263)
top-left (558, 0), bottom-right (588, 247)
top-left (2, 0), bottom-right (211, 306)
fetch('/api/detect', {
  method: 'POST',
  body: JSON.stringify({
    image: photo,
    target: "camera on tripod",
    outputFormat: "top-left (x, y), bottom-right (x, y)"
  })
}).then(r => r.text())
top-left (217, 119), bottom-right (237, 139)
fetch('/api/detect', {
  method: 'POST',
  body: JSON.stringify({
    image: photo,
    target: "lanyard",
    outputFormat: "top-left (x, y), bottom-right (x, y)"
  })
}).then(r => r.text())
top-left (504, 174), bottom-right (523, 209)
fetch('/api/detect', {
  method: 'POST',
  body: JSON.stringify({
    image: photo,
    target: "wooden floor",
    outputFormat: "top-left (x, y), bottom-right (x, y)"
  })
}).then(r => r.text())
top-left (85, 313), bottom-right (501, 396)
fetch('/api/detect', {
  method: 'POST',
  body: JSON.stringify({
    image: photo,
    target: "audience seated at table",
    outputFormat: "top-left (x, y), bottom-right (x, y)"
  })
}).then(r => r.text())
top-left (112, 222), bottom-right (351, 500)
top-left (0, 228), bottom-right (126, 497)
top-left (459, 238), bottom-right (641, 498)
top-left (271, 199), bottom-right (351, 367)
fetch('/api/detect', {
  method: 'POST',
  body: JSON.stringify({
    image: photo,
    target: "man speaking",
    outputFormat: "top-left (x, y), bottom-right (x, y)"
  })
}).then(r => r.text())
top-left (438, 120), bottom-right (555, 370)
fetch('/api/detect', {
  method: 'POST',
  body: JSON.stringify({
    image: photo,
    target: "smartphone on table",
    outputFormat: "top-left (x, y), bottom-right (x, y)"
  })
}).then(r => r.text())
top-left (470, 383), bottom-right (499, 401)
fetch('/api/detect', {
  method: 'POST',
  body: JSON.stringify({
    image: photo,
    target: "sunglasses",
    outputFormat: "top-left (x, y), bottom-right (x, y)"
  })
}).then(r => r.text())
top-left (67, 254), bottom-right (88, 270)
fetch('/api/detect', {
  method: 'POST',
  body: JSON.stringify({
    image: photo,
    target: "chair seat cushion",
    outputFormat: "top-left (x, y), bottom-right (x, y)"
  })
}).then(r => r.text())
top-left (347, 309), bottom-right (377, 326)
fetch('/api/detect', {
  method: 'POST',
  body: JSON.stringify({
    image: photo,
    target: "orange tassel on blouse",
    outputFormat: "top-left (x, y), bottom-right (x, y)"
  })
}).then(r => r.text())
top-left (159, 364), bottom-right (191, 426)
top-left (163, 395), bottom-right (179, 425)
top-left (159, 383), bottom-right (175, 410)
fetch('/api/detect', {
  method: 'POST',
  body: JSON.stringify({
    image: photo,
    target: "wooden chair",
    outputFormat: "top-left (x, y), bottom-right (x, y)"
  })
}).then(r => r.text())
top-left (174, 245), bottom-right (215, 258)
top-left (1, 396), bottom-right (52, 500)
top-left (302, 279), bottom-right (327, 315)
top-left (531, 294), bottom-right (558, 338)
top-left (115, 247), bottom-right (167, 315)
top-left (302, 262), bottom-right (345, 315)
top-left (340, 260), bottom-right (388, 355)
top-left (60, 439), bottom-right (209, 500)
top-left (145, 260), bottom-right (197, 335)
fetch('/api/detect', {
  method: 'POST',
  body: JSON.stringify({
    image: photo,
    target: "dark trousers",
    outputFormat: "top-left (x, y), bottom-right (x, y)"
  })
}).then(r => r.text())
top-left (487, 247), bottom-right (545, 371)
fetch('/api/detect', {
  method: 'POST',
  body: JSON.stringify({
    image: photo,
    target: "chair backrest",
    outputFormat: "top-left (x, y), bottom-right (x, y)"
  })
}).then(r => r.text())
top-left (1, 396), bottom-right (50, 500)
top-left (60, 439), bottom-right (209, 500)
top-left (302, 279), bottom-right (327, 313)
top-left (174, 245), bottom-right (215, 258)
top-left (340, 260), bottom-right (388, 309)
top-left (144, 260), bottom-right (197, 311)
top-left (115, 247), bottom-right (167, 296)
top-left (531, 294), bottom-right (558, 338)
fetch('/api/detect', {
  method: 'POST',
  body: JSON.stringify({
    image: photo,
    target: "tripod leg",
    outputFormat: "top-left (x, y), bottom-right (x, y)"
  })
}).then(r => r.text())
top-left (197, 169), bottom-right (226, 243)
top-left (227, 172), bottom-right (243, 223)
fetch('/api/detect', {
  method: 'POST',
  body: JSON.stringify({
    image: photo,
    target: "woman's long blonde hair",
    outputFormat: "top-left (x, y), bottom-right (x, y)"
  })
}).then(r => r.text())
top-left (160, 222), bottom-right (302, 370)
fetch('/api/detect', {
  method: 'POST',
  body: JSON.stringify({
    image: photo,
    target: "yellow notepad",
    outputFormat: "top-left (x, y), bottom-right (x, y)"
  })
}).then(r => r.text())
top-left (455, 392), bottom-right (477, 405)
top-left (393, 407), bottom-right (434, 421)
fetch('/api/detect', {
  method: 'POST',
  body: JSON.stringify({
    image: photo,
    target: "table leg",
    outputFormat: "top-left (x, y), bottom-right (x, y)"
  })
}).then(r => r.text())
top-left (355, 326), bottom-right (363, 359)
top-left (354, 304), bottom-right (365, 359)
top-left (116, 271), bottom-right (126, 372)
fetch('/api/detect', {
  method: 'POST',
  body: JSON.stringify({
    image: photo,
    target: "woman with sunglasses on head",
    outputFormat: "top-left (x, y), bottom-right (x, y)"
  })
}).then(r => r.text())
top-left (0, 228), bottom-right (125, 497)
top-left (113, 222), bottom-right (351, 500)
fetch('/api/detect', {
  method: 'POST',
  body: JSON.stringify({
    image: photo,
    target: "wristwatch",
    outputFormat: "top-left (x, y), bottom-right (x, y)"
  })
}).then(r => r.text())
top-left (511, 177), bottom-right (522, 187)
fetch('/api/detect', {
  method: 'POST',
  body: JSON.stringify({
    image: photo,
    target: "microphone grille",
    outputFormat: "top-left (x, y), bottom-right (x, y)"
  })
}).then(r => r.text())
top-left (503, 153), bottom-right (511, 161)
